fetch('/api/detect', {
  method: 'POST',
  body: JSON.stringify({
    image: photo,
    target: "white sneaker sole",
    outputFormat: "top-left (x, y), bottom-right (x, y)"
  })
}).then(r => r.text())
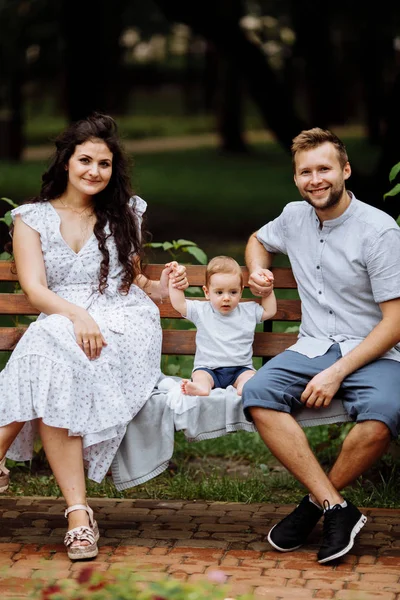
top-left (318, 514), bottom-right (367, 563)
top-left (267, 524), bottom-right (303, 552)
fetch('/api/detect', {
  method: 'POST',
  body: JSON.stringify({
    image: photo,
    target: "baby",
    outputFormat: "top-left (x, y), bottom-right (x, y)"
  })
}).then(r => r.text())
top-left (168, 255), bottom-right (276, 396)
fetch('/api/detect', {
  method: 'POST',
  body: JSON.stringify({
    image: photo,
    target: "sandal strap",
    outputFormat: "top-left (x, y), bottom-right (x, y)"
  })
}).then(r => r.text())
top-left (0, 456), bottom-right (9, 476)
top-left (64, 525), bottom-right (96, 548)
top-left (64, 504), bottom-right (95, 527)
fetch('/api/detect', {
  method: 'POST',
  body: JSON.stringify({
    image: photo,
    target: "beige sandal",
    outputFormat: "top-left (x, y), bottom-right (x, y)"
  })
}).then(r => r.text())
top-left (0, 456), bottom-right (10, 493)
top-left (64, 504), bottom-right (99, 560)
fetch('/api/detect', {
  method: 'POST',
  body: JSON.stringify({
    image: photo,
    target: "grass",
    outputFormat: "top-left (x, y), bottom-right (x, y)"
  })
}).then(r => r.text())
top-left (24, 91), bottom-right (268, 145)
top-left (6, 428), bottom-right (400, 507)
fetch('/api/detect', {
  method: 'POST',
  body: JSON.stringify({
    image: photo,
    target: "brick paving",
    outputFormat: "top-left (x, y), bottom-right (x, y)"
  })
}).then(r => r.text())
top-left (1, 497), bottom-right (400, 599)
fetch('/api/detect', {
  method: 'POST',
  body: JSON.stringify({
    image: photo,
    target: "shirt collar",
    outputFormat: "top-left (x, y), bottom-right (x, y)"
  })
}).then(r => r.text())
top-left (316, 191), bottom-right (357, 228)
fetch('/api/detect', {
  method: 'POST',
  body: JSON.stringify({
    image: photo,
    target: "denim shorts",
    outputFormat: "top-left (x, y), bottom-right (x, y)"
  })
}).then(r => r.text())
top-left (242, 344), bottom-right (400, 438)
top-left (193, 366), bottom-right (254, 389)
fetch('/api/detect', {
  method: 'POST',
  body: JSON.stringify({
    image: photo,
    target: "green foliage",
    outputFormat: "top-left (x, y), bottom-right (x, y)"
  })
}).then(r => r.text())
top-left (30, 566), bottom-right (253, 599)
top-left (145, 238), bottom-right (207, 265)
top-left (0, 197), bottom-right (17, 260)
top-left (383, 162), bottom-right (400, 200)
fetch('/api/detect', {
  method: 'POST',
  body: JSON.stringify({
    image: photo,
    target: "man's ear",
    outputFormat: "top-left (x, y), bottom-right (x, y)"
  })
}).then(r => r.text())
top-left (203, 285), bottom-right (210, 299)
top-left (343, 161), bottom-right (351, 180)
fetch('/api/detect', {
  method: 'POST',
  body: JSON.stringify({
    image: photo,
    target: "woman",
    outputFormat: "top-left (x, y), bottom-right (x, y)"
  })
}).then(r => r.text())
top-left (0, 113), bottom-right (188, 560)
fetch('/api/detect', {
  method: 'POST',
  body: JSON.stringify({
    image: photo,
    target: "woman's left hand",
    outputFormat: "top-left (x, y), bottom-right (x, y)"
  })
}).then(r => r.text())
top-left (160, 261), bottom-right (188, 299)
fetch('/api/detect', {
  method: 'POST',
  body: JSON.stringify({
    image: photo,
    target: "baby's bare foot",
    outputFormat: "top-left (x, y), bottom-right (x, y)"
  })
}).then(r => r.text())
top-left (184, 381), bottom-right (211, 396)
top-left (181, 379), bottom-right (189, 394)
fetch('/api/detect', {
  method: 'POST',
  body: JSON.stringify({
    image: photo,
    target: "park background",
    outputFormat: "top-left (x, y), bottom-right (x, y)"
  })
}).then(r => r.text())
top-left (1, 0), bottom-right (400, 505)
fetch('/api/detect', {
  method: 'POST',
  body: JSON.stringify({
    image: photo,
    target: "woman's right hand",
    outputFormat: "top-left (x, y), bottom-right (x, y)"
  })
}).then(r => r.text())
top-left (72, 308), bottom-right (107, 360)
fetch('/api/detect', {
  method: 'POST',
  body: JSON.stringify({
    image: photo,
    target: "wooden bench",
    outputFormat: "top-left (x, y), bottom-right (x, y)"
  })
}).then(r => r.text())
top-left (0, 259), bottom-right (351, 490)
top-left (0, 260), bottom-right (350, 428)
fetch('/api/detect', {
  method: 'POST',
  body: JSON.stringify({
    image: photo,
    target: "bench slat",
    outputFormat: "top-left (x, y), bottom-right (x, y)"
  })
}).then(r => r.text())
top-left (1, 262), bottom-right (297, 288)
top-left (0, 296), bottom-right (301, 320)
top-left (144, 264), bottom-right (297, 288)
top-left (0, 327), bottom-right (299, 356)
top-left (161, 330), bottom-right (298, 357)
top-left (0, 262), bottom-right (18, 281)
top-left (0, 294), bottom-right (38, 315)
top-left (0, 327), bottom-right (27, 351)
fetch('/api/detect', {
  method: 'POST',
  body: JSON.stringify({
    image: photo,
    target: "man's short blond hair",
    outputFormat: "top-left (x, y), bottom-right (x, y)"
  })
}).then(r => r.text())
top-left (205, 255), bottom-right (243, 287)
top-left (291, 127), bottom-right (349, 171)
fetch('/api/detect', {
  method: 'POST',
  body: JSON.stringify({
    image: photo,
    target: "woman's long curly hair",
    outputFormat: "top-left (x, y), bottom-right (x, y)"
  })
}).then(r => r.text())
top-left (25, 113), bottom-right (144, 294)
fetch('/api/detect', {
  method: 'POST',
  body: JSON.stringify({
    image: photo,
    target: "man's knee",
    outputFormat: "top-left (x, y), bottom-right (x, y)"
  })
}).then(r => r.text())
top-left (353, 420), bottom-right (392, 445)
top-left (248, 405), bottom-right (277, 426)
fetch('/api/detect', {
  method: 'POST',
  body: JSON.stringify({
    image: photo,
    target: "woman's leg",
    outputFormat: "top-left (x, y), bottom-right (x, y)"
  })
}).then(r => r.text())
top-left (38, 421), bottom-right (90, 544)
top-left (0, 422), bottom-right (25, 458)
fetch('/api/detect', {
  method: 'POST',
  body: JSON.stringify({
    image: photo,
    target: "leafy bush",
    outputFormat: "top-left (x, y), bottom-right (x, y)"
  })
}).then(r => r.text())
top-left (384, 161), bottom-right (400, 201)
top-left (30, 566), bottom-right (253, 600)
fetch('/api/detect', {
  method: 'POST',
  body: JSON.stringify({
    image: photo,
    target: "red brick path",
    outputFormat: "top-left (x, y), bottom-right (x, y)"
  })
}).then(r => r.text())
top-left (1, 497), bottom-right (400, 599)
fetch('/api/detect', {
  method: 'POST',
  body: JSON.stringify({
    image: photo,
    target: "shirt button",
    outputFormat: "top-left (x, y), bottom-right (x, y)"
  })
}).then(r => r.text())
top-left (316, 265), bottom-right (320, 269)
top-left (318, 291), bottom-right (322, 295)
top-left (320, 239), bottom-right (324, 243)
top-left (329, 310), bottom-right (333, 314)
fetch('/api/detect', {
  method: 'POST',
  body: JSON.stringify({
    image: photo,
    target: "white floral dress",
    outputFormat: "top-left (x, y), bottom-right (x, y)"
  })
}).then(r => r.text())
top-left (0, 197), bottom-right (162, 482)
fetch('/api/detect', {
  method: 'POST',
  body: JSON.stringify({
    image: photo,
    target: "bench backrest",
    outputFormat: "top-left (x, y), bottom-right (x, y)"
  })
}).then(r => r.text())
top-left (0, 262), bottom-right (300, 359)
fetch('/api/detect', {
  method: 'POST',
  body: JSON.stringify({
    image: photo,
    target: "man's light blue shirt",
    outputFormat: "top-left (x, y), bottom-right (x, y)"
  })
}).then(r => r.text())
top-left (257, 194), bottom-right (400, 361)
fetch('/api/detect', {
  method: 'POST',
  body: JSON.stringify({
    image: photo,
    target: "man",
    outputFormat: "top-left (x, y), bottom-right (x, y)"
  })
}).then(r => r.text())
top-left (242, 127), bottom-right (400, 564)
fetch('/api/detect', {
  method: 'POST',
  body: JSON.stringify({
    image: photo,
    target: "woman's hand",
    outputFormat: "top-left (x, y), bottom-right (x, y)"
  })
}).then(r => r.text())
top-left (72, 308), bottom-right (107, 360)
top-left (160, 261), bottom-right (189, 299)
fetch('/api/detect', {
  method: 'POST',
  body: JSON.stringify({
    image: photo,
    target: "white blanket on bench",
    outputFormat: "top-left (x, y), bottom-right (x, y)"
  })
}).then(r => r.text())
top-left (111, 375), bottom-right (351, 491)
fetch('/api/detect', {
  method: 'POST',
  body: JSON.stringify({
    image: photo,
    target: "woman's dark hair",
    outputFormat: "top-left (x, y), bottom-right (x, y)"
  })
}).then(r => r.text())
top-left (26, 112), bottom-right (144, 294)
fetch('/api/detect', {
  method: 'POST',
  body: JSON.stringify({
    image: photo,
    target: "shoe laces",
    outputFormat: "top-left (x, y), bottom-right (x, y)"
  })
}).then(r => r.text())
top-left (322, 500), bottom-right (342, 538)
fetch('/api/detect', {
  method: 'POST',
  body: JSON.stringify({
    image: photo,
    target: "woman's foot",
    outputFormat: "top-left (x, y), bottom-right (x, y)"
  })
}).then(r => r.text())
top-left (0, 456), bottom-right (10, 493)
top-left (64, 504), bottom-right (99, 560)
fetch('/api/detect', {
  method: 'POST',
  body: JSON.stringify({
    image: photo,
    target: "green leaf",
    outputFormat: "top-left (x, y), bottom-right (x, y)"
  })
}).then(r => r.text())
top-left (162, 241), bottom-right (173, 250)
top-left (383, 183), bottom-right (400, 199)
top-left (175, 239), bottom-right (197, 247)
top-left (144, 242), bottom-right (164, 248)
top-left (388, 162), bottom-right (400, 183)
top-left (185, 246), bottom-right (208, 265)
top-left (0, 197), bottom-right (18, 208)
top-left (0, 252), bottom-right (12, 260)
top-left (3, 212), bottom-right (12, 226)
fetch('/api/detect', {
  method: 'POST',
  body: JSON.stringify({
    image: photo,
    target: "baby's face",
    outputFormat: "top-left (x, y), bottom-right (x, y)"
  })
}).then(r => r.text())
top-left (203, 272), bottom-right (243, 315)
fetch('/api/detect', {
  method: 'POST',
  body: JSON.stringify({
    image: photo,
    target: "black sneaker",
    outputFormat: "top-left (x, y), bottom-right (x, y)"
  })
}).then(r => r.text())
top-left (267, 495), bottom-right (323, 552)
top-left (317, 500), bottom-right (367, 563)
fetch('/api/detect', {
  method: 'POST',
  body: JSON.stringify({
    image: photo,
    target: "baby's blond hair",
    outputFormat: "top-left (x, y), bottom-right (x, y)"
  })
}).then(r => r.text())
top-left (205, 256), bottom-right (243, 287)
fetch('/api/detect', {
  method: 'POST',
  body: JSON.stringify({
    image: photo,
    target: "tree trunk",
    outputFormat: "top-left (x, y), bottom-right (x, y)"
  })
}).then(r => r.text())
top-left (154, 0), bottom-right (307, 152)
top-left (61, 0), bottom-right (125, 122)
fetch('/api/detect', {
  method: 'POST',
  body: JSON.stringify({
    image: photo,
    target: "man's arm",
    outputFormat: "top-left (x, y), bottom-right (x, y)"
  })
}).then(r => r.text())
top-left (245, 231), bottom-right (275, 296)
top-left (301, 297), bottom-right (400, 408)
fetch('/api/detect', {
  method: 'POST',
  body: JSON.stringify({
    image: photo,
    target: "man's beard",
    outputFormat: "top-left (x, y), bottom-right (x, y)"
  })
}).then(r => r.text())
top-left (302, 183), bottom-right (345, 211)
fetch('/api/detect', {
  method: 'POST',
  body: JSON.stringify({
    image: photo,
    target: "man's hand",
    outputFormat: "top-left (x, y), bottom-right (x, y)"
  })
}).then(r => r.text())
top-left (300, 366), bottom-right (343, 408)
top-left (248, 268), bottom-right (274, 297)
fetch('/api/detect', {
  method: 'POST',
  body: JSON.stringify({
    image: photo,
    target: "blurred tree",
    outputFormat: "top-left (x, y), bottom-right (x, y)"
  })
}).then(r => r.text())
top-left (154, 0), bottom-right (306, 151)
top-left (153, 0), bottom-right (400, 216)
top-left (0, 0), bottom-right (27, 160)
top-left (60, 0), bottom-right (127, 121)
